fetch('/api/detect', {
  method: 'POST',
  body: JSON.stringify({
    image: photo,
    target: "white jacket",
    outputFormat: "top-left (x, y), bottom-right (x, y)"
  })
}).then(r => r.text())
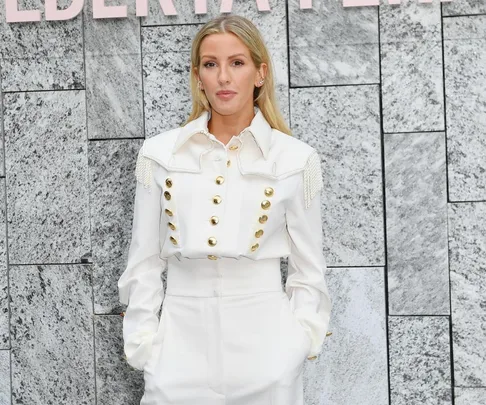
top-left (118, 107), bottom-right (332, 370)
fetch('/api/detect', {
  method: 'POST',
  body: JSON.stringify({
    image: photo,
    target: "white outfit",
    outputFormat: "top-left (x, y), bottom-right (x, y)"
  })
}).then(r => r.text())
top-left (118, 107), bottom-right (332, 405)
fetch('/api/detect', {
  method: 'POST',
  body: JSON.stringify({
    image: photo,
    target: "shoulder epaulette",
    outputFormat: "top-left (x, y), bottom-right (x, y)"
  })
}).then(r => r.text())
top-left (303, 149), bottom-right (323, 209)
top-left (135, 143), bottom-right (153, 190)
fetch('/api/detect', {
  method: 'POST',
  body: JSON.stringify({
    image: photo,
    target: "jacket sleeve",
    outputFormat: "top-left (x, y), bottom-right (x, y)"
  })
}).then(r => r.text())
top-left (284, 148), bottom-right (332, 359)
top-left (117, 142), bottom-right (167, 370)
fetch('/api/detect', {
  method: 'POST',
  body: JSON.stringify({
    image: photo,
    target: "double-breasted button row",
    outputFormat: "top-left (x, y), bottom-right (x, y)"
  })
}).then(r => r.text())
top-left (164, 177), bottom-right (179, 246)
top-left (207, 172), bottom-right (226, 258)
top-left (206, 141), bottom-right (236, 260)
top-left (250, 186), bottom-right (274, 253)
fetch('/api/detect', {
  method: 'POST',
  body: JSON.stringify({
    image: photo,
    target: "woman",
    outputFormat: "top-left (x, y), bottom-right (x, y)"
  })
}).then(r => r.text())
top-left (118, 14), bottom-right (332, 405)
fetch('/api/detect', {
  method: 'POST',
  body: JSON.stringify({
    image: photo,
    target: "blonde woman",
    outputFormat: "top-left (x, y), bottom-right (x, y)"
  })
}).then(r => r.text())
top-left (118, 14), bottom-right (332, 405)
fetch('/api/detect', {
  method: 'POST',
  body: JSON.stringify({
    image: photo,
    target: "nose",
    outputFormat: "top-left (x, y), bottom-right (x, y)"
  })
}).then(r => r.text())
top-left (218, 65), bottom-right (230, 85)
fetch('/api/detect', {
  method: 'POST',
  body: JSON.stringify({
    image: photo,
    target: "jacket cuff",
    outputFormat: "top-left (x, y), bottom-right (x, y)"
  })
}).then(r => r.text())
top-left (123, 329), bottom-right (156, 370)
top-left (292, 306), bottom-right (330, 359)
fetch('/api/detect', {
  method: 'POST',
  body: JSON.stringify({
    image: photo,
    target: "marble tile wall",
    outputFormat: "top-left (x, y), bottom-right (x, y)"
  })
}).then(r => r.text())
top-left (9, 265), bottom-right (94, 404)
top-left (0, 0), bottom-right (485, 404)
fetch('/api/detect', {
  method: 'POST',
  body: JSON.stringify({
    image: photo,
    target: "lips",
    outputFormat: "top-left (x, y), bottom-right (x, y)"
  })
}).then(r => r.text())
top-left (216, 90), bottom-right (237, 101)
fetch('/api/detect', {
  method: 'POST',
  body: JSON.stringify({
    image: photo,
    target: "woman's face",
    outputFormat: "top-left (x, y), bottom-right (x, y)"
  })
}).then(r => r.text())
top-left (196, 32), bottom-right (266, 117)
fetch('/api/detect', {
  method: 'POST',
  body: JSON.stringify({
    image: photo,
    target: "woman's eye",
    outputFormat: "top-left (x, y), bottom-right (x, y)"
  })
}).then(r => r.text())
top-left (233, 60), bottom-right (244, 66)
top-left (203, 62), bottom-right (216, 68)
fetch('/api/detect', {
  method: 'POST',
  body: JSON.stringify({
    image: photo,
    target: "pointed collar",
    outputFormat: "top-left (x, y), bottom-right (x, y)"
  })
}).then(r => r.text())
top-left (172, 107), bottom-right (272, 160)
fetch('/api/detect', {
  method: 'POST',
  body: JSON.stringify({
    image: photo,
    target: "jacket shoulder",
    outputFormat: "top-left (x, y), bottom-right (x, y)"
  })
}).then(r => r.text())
top-left (134, 128), bottom-right (181, 187)
top-left (270, 130), bottom-right (323, 208)
top-left (142, 127), bottom-right (181, 165)
top-left (269, 129), bottom-right (317, 173)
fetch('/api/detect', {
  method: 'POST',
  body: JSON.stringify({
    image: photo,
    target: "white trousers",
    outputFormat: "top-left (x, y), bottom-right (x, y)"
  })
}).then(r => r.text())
top-left (140, 256), bottom-right (311, 405)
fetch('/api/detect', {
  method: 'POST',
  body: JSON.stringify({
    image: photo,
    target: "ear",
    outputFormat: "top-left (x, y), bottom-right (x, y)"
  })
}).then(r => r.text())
top-left (255, 63), bottom-right (268, 87)
top-left (193, 67), bottom-right (203, 90)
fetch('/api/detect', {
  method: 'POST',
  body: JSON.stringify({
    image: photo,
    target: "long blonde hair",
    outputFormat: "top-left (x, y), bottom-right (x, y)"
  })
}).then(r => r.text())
top-left (183, 14), bottom-right (291, 135)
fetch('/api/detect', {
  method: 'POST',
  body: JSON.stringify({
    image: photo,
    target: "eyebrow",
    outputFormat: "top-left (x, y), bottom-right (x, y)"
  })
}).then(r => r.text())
top-left (200, 53), bottom-right (248, 60)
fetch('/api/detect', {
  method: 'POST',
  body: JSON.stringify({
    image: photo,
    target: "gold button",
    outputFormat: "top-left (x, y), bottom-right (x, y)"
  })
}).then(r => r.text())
top-left (170, 236), bottom-right (178, 245)
top-left (168, 222), bottom-right (176, 230)
top-left (164, 191), bottom-right (171, 200)
top-left (326, 331), bottom-right (332, 337)
top-left (255, 229), bottom-right (264, 238)
top-left (208, 255), bottom-right (218, 260)
top-left (251, 243), bottom-right (259, 252)
top-left (261, 200), bottom-right (271, 210)
top-left (208, 237), bottom-right (217, 246)
top-left (165, 178), bottom-right (173, 188)
top-left (210, 216), bottom-right (219, 225)
top-left (307, 355), bottom-right (318, 361)
top-left (213, 195), bottom-right (222, 204)
top-left (259, 215), bottom-right (268, 224)
top-left (227, 160), bottom-right (231, 167)
top-left (165, 208), bottom-right (173, 217)
top-left (264, 187), bottom-right (274, 197)
top-left (229, 145), bottom-right (239, 150)
top-left (216, 176), bottom-right (224, 185)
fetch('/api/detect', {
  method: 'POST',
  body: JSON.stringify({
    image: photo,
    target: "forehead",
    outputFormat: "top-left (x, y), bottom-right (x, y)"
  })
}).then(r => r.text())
top-left (199, 33), bottom-right (250, 56)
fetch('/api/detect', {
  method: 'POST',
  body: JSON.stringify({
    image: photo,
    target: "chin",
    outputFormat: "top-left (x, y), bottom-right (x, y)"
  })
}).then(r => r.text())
top-left (209, 102), bottom-right (241, 117)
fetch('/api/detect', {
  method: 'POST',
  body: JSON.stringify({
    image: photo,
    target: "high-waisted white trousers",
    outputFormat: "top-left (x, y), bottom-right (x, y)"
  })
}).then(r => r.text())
top-left (140, 256), bottom-right (311, 405)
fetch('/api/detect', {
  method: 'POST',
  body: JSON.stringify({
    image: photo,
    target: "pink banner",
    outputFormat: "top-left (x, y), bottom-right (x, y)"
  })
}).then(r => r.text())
top-left (300, 0), bottom-right (313, 9)
top-left (5, 0), bottom-right (41, 22)
top-left (4, 0), bottom-right (456, 22)
top-left (45, 0), bottom-right (84, 20)
top-left (344, 0), bottom-right (452, 6)
top-left (194, 0), bottom-right (207, 14)
top-left (159, 0), bottom-right (177, 15)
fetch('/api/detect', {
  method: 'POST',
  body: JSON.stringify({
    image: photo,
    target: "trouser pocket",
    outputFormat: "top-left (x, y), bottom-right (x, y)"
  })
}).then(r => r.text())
top-left (280, 293), bottom-right (311, 363)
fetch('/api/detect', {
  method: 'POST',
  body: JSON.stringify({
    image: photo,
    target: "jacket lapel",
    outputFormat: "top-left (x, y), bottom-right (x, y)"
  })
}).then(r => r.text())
top-left (144, 108), bottom-right (282, 177)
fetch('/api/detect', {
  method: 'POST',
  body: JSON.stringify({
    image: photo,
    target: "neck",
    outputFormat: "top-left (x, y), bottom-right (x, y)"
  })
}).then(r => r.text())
top-left (207, 105), bottom-right (255, 145)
